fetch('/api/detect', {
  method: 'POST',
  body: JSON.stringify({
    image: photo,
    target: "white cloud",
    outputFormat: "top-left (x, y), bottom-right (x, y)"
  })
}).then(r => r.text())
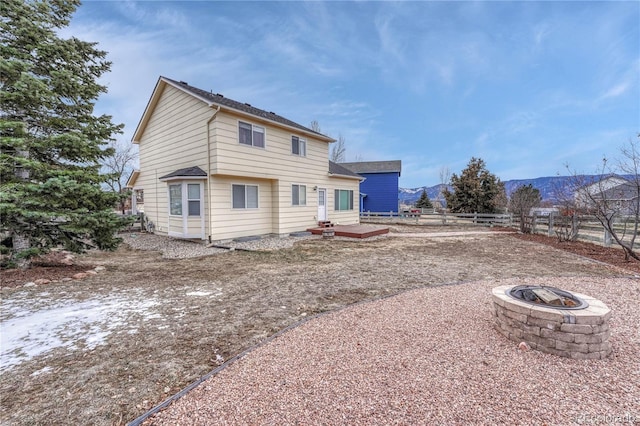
top-left (52, 1), bottom-right (637, 188)
top-left (601, 82), bottom-right (630, 99)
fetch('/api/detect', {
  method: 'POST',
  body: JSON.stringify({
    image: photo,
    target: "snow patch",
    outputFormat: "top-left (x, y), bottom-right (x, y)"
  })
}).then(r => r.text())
top-left (186, 291), bottom-right (211, 297)
top-left (1, 296), bottom-right (160, 371)
top-left (30, 366), bottom-right (52, 377)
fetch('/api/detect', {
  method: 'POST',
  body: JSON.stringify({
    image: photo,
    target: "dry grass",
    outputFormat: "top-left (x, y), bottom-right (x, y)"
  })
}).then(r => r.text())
top-left (0, 228), bottom-right (629, 426)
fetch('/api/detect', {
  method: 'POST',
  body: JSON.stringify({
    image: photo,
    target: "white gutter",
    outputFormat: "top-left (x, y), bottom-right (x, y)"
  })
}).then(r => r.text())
top-left (329, 172), bottom-right (364, 181)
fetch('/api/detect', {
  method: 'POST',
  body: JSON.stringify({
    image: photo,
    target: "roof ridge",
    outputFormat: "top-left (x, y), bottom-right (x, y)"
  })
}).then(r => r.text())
top-left (161, 77), bottom-right (329, 139)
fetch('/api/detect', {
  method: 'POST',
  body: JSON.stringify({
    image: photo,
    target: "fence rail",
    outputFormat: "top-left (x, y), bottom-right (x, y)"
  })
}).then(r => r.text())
top-left (511, 214), bottom-right (640, 249)
top-left (360, 211), bottom-right (511, 226)
top-left (361, 211), bottom-right (639, 249)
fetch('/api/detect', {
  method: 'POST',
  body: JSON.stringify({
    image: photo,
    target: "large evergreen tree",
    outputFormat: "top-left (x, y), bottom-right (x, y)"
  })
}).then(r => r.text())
top-left (443, 157), bottom-right (506, 213)
top-left (0, 0), bottom-right (128, 268)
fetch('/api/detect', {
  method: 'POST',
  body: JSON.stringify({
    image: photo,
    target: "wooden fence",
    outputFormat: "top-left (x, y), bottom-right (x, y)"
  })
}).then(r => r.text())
top-left (511, 214), bottom-right (640, 249)
top-left (360, 210), bottom-right (512, 226)
top-left (360, 210), bottom-right (639, 249)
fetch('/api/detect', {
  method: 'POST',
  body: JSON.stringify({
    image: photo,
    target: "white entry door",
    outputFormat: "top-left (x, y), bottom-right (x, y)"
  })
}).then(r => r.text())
top-left (317, 188), bottom-right (327, 221)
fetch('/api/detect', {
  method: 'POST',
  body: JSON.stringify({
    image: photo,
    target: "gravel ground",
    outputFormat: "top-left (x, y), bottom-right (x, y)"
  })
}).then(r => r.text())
top-left (121, 232), bottom-right (391, 258)
top-left (120, 233), bottom-right (320, 258)
top-left (146, 276), bottom-right (640, 425)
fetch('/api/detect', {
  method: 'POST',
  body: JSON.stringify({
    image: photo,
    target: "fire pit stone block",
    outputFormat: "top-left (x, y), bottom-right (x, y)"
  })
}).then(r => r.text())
top-left (492, 285), bottom-right (612, 359)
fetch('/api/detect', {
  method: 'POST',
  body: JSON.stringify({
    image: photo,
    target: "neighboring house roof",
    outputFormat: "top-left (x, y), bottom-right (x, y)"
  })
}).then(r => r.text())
top-left (596, 182), bottom-right (640, 201)
top-left (329, 161), bottom-right (362, 179)
top-left (159, 166), bottom-right (208, 180)
top-left (339, 160), bottom-right (402, 176)
top-left (133, 76), bottom-right (335, 143)
top-left (579, 175), bottom-right (630, 195)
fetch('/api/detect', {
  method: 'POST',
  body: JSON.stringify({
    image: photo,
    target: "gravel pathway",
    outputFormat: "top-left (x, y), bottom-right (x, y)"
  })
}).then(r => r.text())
top-left (145, 276), bottom-right (640, 425)
top-left (121, 233), bottom-right (320, 258)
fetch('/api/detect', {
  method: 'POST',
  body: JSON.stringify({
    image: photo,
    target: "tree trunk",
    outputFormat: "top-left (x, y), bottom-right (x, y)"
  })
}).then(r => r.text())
top-left (13, 149), bottom-right (32, 269)
top-left (12, 233), bottom-right (30, 269)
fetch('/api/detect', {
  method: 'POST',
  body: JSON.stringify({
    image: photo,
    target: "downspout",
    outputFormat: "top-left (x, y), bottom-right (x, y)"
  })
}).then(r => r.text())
top-left (206, 106), bottom-right (221, 243)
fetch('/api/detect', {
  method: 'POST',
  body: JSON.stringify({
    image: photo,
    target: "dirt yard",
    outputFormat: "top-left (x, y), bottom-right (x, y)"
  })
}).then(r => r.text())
top-left (0, 226), bottom-right (636, 425)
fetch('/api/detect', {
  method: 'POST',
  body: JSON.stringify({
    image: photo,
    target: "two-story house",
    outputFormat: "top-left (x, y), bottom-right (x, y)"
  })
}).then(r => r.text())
top-left (127, 77), bottom-right (361, 242)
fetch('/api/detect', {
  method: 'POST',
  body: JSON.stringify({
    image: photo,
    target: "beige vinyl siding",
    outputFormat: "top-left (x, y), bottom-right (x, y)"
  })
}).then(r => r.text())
top-left (136, 84), bottom-right (213, 237)
top-left (272, 176), bottom-right (360, 235)
top-left (209, 177), bottom-right (274, 241)
top-left (326, 177), bottom-right (360, 225)
top-left (185, 216), bottom-right (204, 238)
top-left (211, 112), bottom-right (329, 179)
top-left (168, 216), bottom-right (201, 237)
top-left (209, 111), bottom-right (347, 237)
top-left (274, 180), bottom-right (317, 235)
top-left (168, 216), bottom-right (183, 235)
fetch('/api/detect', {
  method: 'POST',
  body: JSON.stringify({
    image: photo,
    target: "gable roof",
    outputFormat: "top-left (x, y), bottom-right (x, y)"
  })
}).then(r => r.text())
top-left (329, 161), bottom-right (362, 179)
top-left (133, 76), bottom-right (334, 143)
top-left (159, 166), bottom-right (207, 180)
top-left (580, 175), bottom-right (629, 193)
top-left (596, 182), bottom-right (639, 201)
top-left (339, 160), bottom-right (402, 176)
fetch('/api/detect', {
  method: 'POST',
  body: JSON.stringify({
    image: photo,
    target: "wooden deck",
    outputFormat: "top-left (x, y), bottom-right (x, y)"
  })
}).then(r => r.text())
top-left (307, 224), bottom-right (389, 239)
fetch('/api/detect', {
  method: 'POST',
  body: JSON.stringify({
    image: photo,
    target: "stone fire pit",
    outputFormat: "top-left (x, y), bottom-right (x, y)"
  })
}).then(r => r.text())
top-left (492, 285), bottom-right (612, 359)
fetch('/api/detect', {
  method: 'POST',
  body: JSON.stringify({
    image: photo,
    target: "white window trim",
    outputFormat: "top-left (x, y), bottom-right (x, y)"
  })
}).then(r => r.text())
top-left (231, 183), bottom-right (259, 209)
top-left (291, 184), bottom-right (307, 206)
top-left (186, 183), bottom-right (202, 217)
top-left (166, 181), bottom-right (205, 239)
top-left (169, 183), bottom-right (183, 216)
top-left (291, 135), bottom-right (306, 157)
top-left (238, 120), bottom-right (266, 149)
top-left (334, 189), bottom-right (354, 211)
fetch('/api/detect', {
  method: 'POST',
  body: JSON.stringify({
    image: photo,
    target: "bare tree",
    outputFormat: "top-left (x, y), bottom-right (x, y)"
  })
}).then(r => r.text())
top-left (438, 166), bottom-right (450, 210)
top-left (567, 135), bottom-right (640, 261)
top-left (310, 120), bottom-right (322, 133)
top-left (548, 173), bottom-right (581, 242)
top-left (103, 140), bottom-right (138, 214)
top-left (330, 134), bottom-right (346, 163)
top-left (309, 120), bottom-right (347, 163)
top-left (509, 184), bottom-right (541, 233)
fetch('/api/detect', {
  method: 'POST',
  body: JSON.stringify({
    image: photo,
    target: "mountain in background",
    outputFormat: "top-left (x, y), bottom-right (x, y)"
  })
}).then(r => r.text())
top-left (399, 175), bottom-right (615, 206)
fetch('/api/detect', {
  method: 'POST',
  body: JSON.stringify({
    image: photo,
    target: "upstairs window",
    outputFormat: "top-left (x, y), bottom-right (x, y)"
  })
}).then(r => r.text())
top-left (232, 184), bottom-right (259, 209)
top-left (334, 189), bottom-right (354, 211)
top-left (291, 136), bottom-right (306, 156)
top-left (292, 184), bottom-right (306, 206)
top-left (239, 121), bottom-right (265, 148)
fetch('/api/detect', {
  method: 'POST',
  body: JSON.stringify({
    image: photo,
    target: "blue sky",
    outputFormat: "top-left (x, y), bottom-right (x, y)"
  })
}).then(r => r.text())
top-left (66, 1), bottom-right (639, 188)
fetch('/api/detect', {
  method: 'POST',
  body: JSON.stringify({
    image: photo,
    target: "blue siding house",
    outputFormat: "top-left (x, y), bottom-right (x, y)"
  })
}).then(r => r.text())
top-left (340, 161), bottom-right (401, 213)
